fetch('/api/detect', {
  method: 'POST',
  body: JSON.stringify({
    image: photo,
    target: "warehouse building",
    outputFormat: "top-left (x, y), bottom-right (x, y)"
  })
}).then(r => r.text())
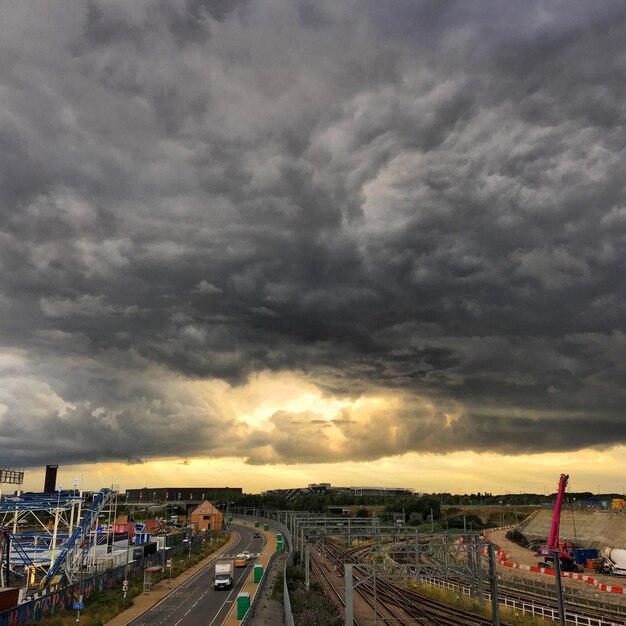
top-left (124, 487), bottom-right (242, 503)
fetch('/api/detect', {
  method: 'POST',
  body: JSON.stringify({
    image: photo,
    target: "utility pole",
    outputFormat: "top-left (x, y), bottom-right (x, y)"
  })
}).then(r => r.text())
top-left (475, 540), bottom-right (484, 609)
top-left (487, 544), bottom-right (500, 626)
top-left (552, 550), bottom-right (566, 626)
top-left (467, 541), bottom-right (476, 598)
top-left (344, 564), bottom-right (353, 626)
top-left (304, 543), bottom-right (310, 591)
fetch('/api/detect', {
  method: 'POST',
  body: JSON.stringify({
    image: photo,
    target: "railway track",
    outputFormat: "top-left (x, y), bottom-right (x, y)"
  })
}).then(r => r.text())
top-left (389, 541), bottom-right (626, 626)
top-left (313, 540), bottom-right (507, 626)
top-left (309, 553), bottom-right (362, 626)
top-left (312, 553), bottom-right (416, 625)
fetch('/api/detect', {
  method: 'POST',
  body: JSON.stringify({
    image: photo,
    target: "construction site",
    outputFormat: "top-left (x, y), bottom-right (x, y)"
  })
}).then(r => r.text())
top-left (1, 467), bottom-right (626, 625)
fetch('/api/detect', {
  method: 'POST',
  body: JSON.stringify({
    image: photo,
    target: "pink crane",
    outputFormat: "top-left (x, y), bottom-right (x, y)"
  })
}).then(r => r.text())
top-left (537, 473), bottom-right (578, 571)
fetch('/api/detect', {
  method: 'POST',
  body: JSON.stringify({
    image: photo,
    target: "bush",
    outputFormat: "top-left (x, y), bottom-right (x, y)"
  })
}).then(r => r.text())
top-left (287, 566), bottom-right (342, 626)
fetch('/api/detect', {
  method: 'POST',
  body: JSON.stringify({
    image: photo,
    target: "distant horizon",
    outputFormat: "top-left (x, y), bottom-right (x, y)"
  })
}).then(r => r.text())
top-left (8, 452), bottom-right (626, 498)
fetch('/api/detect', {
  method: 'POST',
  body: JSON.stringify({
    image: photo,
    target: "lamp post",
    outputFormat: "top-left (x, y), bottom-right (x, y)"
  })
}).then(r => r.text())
top-left (224, 501), bottom-right (234, 530)
top-left (75, 524), bottom-right (86, 624)
top-left (124, 515), bottom-right (132, 607)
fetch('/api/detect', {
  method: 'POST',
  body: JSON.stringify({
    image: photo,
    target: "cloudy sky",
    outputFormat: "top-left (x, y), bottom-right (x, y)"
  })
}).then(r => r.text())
top-left (2, 0), bottom-right (626, 495)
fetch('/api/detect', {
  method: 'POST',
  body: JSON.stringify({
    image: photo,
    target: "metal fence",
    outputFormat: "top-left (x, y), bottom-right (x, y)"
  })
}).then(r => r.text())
top-left (418, 576), bottom-right (626, 626)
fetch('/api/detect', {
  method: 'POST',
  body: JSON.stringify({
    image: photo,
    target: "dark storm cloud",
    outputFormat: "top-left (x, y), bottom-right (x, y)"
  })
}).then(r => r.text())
top-left (1, 0), bottom-right (626, 466)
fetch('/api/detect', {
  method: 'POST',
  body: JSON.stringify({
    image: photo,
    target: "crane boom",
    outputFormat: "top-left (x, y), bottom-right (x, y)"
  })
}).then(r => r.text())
top-left (548, 473), bottom-right (568, 548)
top-left (537, 473), bottom-right (570, 558)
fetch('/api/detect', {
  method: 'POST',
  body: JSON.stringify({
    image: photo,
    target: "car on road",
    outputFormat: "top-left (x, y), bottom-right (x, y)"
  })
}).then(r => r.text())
top-left (242, 550), bottom-right (250, 560)
top-left (253, 531), bottom-right (260, 538)
top-left (234, 554), bottom-right (247, 567)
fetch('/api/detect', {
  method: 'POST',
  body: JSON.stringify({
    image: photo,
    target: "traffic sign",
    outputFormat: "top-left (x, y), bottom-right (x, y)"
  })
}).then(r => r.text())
top-left (166, 559), bottom-right (172, 567)
top-left (72, 602), bottom-right (84, 610)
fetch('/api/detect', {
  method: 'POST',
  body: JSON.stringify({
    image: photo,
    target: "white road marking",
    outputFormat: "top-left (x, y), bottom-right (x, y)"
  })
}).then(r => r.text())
top-left (136, 526), bottom-right (259, 626)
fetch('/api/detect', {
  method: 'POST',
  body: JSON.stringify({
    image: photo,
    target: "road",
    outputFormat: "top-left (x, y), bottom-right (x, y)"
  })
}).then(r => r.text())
top-left (128, 524), bottom-right (265, 626)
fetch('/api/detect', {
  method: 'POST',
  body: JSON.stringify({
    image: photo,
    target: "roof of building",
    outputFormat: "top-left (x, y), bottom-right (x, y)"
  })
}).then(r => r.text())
top-left (190, 500), bottom-right (222, 516)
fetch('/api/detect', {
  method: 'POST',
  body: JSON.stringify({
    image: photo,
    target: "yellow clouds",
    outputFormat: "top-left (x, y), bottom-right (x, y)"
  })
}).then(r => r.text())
top-left (29, 445), bottom-right (626, 495)
top-left (180, 370), bottom-right (462, 465)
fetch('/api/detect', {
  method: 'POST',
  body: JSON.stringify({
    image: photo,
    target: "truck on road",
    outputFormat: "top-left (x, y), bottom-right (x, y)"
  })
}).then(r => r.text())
top-left (214, 560), bottom-right (234, 590)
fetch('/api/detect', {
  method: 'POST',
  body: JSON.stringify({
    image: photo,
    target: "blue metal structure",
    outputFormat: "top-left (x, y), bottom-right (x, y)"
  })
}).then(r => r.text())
top-left (0, 492), bottom-right (81, 514)
top-left (41, 488), bottom-right (112, 587)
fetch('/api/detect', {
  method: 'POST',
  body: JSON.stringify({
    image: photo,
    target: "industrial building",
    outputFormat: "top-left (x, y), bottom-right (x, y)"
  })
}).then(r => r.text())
top-left (349, 486), bottom-right (413, 497)
top-left (263, 484), bottom-right (413, 500)
top-left (124, 487), bottom-right (242, 503)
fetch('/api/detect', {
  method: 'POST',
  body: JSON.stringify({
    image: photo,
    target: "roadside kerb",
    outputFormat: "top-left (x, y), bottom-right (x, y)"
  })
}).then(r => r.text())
top-left (222, 525), bottom-right (278, 626)
top-left (105, 532), bottom-right (238, 626)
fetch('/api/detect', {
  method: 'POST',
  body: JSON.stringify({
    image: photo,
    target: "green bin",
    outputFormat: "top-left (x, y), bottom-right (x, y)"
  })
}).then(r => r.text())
top-left (276, 533), bottom-right (282, 542)
top-left (253, 564), bottom-right (263, 583)
top-left (263, 523), bottom-right (269, 531)
top-left (277, 540), bottom-right (283, 550)
top-left (237, 593), bottom-right (250, 620)
top-left (254, 520), bottom-right (259, 528)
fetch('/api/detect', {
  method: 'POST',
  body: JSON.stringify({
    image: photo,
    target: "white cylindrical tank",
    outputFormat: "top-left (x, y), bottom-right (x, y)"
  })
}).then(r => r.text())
top-left (606, 548), bottom-right (626, 565)
top-left (603, 548), bottom-right (626, 575)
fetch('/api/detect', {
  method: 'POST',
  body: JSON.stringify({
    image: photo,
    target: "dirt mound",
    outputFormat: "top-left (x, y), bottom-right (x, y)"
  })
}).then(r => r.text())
top-left (518, 509), bottom-right (626, 549)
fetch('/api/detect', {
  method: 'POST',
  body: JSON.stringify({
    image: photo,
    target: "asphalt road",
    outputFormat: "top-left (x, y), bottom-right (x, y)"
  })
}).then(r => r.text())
top-left (128, 524), bottom-right (265, 626)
